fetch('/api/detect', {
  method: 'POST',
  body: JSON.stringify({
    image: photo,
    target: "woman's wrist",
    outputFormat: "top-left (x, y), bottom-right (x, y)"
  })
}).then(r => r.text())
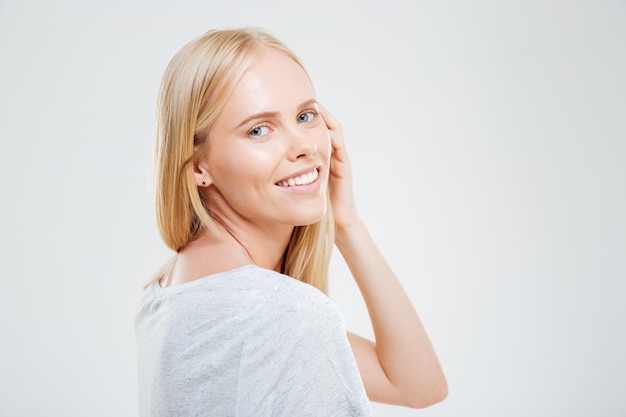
top-left (334, 216), bottom-right (367, 250)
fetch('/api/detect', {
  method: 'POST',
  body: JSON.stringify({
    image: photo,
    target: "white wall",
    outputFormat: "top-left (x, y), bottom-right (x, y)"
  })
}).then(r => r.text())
top-left (1, 1), bottom-right (624, 416)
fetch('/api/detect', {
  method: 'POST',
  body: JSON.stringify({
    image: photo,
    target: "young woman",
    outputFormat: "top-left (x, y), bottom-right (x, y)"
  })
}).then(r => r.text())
top-left (135, 27), bottom-right (447, 416)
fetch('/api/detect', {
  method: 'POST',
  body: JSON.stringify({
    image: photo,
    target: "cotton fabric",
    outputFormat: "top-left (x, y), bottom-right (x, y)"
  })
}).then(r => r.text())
top-left (135, 265), bottom-right (372, 416)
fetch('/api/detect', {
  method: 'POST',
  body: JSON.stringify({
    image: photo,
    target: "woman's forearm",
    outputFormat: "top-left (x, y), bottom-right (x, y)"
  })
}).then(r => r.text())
top-left (336, 219), bottom-right (448, 408)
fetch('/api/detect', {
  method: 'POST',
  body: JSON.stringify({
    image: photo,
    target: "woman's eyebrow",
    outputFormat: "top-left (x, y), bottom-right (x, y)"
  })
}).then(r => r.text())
top-left (235, 99), bottom-right (319, 129)
top-left (297, 98), bottom-right (319, 110)
top-left (236, 111), bottom-right (279, 129)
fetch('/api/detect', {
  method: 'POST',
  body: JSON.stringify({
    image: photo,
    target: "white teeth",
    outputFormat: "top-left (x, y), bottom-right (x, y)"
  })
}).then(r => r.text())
top-left (278, 169), bottom-right (318, 187)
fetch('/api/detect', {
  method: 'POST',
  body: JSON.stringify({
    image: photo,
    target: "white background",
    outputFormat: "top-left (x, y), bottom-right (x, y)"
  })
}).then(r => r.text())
top-left (1, 1), bottom-right (625, 416)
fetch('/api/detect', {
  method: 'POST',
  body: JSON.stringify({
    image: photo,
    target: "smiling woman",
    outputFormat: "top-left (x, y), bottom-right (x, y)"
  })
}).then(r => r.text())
top-left (134, 27), bottom-right (447, 416)
top-left (195, 47), bottom-right (330, 236)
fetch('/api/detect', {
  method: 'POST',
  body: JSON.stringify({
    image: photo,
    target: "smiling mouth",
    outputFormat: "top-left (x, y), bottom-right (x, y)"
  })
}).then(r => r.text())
top-left (276, 168), bottom-right (319, 187)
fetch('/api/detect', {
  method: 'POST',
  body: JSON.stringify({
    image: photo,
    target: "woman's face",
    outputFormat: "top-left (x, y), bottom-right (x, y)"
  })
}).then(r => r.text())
top-left (198, 46), bottom-right (331, 228)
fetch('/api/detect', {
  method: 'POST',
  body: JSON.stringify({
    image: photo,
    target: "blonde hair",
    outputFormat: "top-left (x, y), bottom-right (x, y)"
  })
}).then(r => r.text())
top-left (153, 27), bottom-right (334, 293)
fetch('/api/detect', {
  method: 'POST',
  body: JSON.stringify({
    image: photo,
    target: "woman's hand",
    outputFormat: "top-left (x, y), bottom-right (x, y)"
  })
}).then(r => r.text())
top-left (320, 106), bottom-right (359, 232)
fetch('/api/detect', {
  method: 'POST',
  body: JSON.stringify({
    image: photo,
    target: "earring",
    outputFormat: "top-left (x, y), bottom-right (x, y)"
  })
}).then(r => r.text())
top-left (202, 181), bottom-right (206, 185)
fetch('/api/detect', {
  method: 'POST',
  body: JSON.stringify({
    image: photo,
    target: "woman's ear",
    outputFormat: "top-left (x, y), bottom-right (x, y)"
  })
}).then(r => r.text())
top-left (194, 160), bottom-right (213, 187)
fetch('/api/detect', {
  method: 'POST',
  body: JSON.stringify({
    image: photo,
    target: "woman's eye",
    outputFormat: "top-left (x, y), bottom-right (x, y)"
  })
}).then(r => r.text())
top-left (297, 111), bottom-right (316, 124)
top-left (249, 125), bottom-right (270, 137)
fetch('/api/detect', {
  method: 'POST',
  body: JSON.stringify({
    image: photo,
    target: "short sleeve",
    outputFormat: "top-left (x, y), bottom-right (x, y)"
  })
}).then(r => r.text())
top-left (236, 281), bottom-right (372, 417)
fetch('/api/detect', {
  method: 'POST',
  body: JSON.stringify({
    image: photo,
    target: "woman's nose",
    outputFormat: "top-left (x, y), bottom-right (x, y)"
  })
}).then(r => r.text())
top-left (286, 127), bottom-right (317, 161)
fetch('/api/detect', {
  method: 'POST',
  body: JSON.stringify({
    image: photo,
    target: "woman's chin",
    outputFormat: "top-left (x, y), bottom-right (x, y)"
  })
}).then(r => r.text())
top-left (294, 206), bottom-right (328, 227)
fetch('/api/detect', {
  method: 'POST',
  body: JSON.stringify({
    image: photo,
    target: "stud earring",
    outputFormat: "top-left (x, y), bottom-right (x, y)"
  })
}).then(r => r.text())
top-left (202, 181), bottom-right (206, 185)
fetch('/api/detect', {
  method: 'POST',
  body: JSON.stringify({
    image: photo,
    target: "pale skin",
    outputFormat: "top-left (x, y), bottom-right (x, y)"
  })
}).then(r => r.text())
top-left (161, 46), bottom-right (448, 408)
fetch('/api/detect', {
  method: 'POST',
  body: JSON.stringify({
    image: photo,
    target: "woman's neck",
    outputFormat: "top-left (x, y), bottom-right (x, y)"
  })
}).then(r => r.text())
top-left (160, 215), bottom-right (293, 287)
top-left (210, 215), bottom-right (293, 271)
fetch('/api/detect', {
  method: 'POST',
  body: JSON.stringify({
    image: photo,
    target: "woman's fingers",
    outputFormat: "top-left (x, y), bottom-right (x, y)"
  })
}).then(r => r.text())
top-left (319, 105), bottom-right (348, 162)
top-left (320, 104), bottom-right (341, 130)
top-left (319, 104), bottom-right (359, 230)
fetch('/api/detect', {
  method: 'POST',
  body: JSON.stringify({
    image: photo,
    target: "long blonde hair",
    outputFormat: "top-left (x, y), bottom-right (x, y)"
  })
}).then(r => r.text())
top-left (153, 27), bottom-right (334, 293)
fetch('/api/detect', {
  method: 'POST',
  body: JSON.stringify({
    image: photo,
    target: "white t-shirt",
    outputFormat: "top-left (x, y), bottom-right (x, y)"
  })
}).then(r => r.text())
top-left (135, 265), bottom-right (372, 416)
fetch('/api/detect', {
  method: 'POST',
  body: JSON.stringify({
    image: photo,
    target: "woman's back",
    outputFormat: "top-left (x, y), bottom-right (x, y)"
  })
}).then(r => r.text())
top-left (135, 265), bottom-right (372, 416)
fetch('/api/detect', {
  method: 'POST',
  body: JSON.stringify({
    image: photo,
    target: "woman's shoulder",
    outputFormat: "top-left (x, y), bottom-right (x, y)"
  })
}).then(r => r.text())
top-left (140, 264), bottom-right (331, 312)
top-left (196, 265), bottom-right (340, 322)
top-left (244, 268), bottom-right (344, 331)
top-left (136, 265), bottom-right (342, 345)
top-left (234, 266), bottom-right (337, 318)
